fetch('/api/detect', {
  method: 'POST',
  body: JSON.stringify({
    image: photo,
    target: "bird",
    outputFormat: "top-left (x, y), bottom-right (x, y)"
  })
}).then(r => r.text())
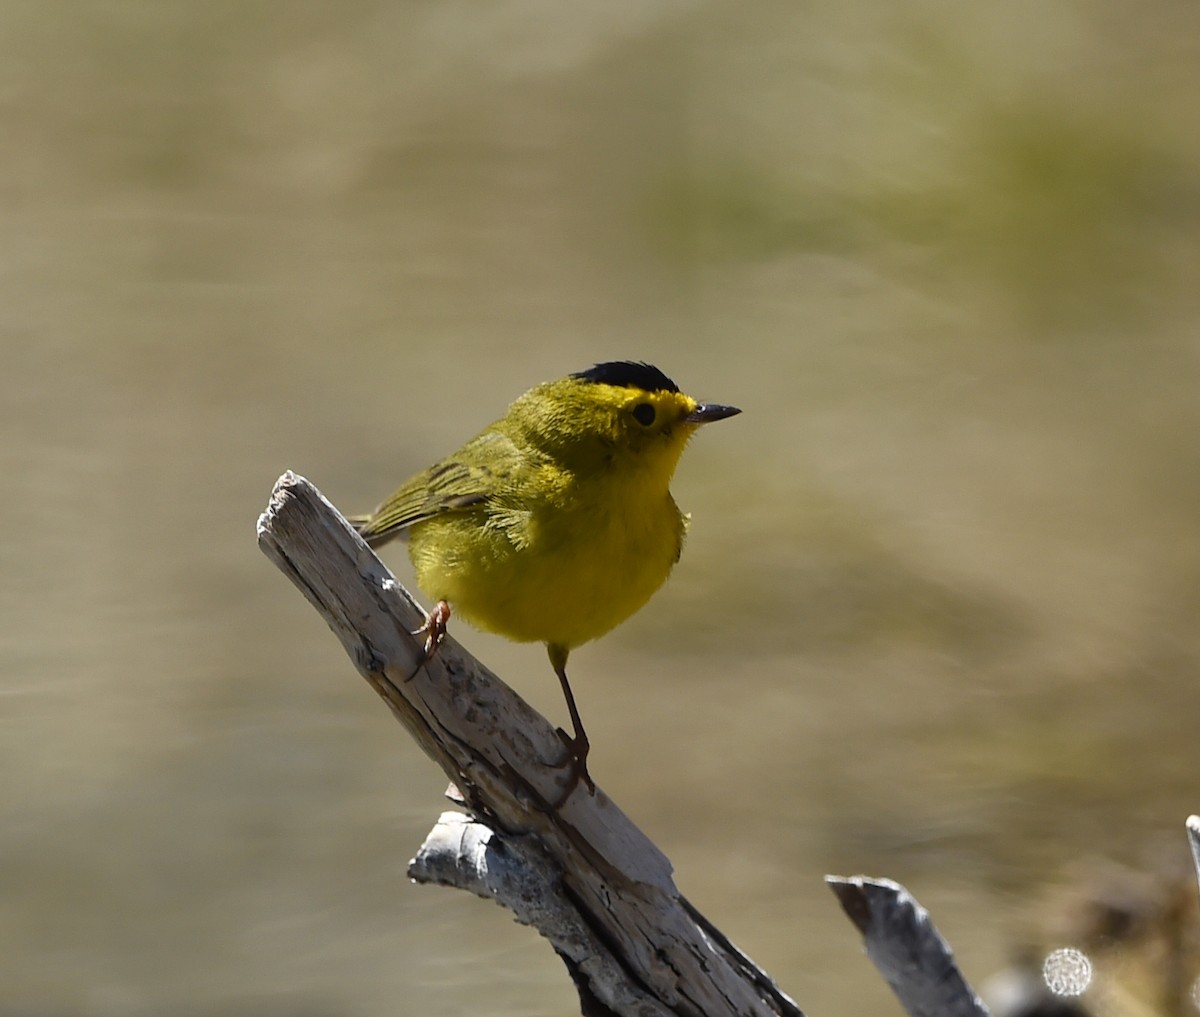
top-left (351, 361), bottom-right (740, 797)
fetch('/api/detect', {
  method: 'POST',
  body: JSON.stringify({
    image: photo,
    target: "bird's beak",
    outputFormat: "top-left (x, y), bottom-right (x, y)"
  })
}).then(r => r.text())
top-left (686, 403), bottom-right (741, 424)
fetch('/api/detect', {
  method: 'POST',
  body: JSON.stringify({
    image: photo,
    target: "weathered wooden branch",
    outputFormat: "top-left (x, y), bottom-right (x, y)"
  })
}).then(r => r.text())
top-left (258, 471), bottom-right (1086, 1017)
top-left (827, 876), bottom-right (990, 1017)
top-left (257, 472), bottom-right (805, 1017)
top-left (1187, 815), bottom-right (1200, 899)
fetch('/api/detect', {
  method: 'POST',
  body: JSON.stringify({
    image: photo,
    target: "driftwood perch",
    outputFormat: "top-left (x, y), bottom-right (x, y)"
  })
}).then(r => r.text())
top-left (257, 471), bottom-right (805, 1017)
top-left (256, 472), bottom-right (1200, 1015)
top-left (827, 876), bottom-right (990, 1017)
top-left (257, 471), bottom-right (1070, 1016)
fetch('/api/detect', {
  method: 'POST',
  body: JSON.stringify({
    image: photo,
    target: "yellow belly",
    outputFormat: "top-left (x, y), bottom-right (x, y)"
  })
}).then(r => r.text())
top-left (407, 492), bottom-right (684, 650)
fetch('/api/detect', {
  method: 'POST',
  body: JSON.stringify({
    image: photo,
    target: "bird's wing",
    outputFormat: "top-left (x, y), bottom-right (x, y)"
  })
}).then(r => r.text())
top-left (353, 429), bottom-right (520, 547)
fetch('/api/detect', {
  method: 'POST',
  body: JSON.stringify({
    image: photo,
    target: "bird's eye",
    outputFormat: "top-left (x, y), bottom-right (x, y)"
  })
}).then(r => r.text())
top-left (632, 402), bottom-right (656, 426)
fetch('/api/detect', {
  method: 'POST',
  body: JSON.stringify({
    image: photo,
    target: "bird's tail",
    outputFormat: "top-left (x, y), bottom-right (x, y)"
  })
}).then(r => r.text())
top-left (347, 514), bottom-right (407, 549)
top-left (347, 514), bottom-right (381, 547)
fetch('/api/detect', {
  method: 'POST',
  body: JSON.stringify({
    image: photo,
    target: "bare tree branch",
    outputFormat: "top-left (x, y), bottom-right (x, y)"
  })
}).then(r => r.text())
top-left (827, 875), bottom-right (990, 1017)
top-left (1187, 816), bottom-right (1200, 902)
top-left (257, 471), bottom-right (805, 1017)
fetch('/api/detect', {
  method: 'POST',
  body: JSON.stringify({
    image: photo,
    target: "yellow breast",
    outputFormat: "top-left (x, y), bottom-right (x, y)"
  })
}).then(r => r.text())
top-left (407, 470), bottom-right (685, 650)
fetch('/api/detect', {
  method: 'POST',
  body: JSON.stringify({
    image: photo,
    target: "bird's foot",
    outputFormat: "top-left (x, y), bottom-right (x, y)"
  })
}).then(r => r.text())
top-left (407, 600), bottom-right (451, 678)
top-left (554, 727), bottom-right (596, 802)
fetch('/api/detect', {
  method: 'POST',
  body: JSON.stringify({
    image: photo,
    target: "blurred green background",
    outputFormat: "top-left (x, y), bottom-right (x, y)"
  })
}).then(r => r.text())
top-left (4, 1), bottom-right (1200, 1014)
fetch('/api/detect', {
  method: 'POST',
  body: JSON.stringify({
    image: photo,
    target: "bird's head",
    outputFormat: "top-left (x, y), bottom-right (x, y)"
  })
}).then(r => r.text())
top-left (511, 361), bottom-right (740, 484)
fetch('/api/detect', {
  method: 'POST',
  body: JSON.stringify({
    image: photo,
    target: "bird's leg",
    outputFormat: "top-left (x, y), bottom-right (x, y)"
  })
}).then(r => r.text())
top-left (408, 600), bottom-right (451, 676)
top-left (548, 644), bottom-right (595, 797)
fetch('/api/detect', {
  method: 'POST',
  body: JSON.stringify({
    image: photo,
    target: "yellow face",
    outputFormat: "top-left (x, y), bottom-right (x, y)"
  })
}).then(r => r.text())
top-left (583, 384), bottom-right (701, 453)
top-left (510, 361), bottom-right (737, 481)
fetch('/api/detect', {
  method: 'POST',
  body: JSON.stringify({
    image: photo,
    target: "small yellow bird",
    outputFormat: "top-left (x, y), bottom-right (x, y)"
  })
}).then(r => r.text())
top-left (352, 361), bottom-right (739, 795)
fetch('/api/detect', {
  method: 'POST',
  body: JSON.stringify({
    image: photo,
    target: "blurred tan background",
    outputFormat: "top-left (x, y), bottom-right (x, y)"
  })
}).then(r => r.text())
top-left (4, 1), bottom-right (1200, 1014)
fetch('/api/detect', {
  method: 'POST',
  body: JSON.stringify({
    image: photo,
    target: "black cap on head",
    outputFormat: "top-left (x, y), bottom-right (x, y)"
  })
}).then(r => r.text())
top-left (572, 361), bottom-right (680, 394)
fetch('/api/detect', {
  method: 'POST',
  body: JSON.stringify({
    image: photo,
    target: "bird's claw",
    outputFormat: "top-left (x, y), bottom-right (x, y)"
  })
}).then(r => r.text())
top-left (555, 727), bottom-right (595, 798)
top-left (407, 600), bottom-right (451, 679)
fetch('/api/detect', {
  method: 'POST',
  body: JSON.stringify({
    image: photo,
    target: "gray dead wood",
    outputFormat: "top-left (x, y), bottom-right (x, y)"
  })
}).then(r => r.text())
top-left (827, 875), bottom-right (990, 1017)
top-left (257, 471), bottom-right (804, 1017)
top-left (1187, 816), bottom-right (1200, 900)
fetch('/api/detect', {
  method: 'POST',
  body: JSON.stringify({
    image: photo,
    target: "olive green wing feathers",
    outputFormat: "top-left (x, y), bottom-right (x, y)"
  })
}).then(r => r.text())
top-left (351, 429), bottom-right (519, 548)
